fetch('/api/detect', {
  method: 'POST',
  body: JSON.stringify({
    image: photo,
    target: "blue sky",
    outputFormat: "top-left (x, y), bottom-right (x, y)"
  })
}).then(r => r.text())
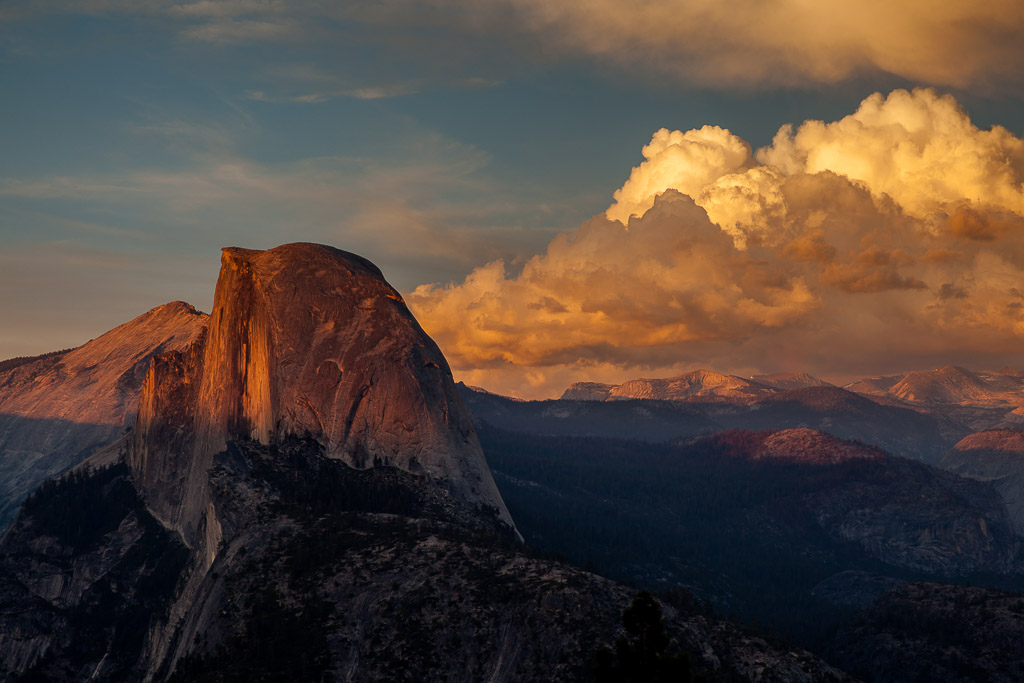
top-left (3, 2), bottom-right (1024, 395)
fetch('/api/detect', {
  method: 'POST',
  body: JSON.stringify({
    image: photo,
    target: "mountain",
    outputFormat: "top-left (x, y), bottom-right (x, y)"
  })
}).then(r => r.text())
top-left (128, 244), bottom-right (514, 549)
top-left (843, 374), bottom-right (903, 396)
top-left (0, 243), bottom-right (850, 682)
top-left (0, 301), bottom-right (207, 528)
top-left (471, 383), bottom-right (959, 464)
top-left (608, 369), bottom-right (776, 402)
top-left (481, 424), bottom-right (1021, 646)
top-left (941, 429), bottom-right (1024, 534)
top-left (560, 369), bottom-right (830, 403)
top-left (0, 442), bottom-right (850, 682)
top-left (844, 366), bottom-right (1024, 431)
top-left (719, 385), bottom-right (960, 464)
top-left (560, 381), bottom-right (616, 401)
top-left (888, 365), bottom-right (1019, 405)
top-left (749, 371), bottom-right (831, 391)
top-left (458, 383), bottom-right (719, 442)
top-left (827, 582), bottom-right (1024, 682)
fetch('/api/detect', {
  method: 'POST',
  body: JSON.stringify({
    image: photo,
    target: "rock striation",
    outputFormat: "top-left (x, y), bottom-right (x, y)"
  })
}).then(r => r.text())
top-left (0, 302), bottom-right (207, 528)
top-left (129, 243), bottom-right (514, 547)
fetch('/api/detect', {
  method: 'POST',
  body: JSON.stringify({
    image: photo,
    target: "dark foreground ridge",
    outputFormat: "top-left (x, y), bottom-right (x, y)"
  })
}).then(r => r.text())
top-left (0, 437), bottom-right (851, 682)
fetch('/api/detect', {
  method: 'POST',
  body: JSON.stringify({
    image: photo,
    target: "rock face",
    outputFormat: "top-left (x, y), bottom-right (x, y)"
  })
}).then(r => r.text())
top-left (0, 302), bottom-right (207, 528)
top-left (129, 243), bottom-right (513, 546)
top-left (560, 381), bottom-right (616, 401)
top-left (609, 370), bottom-right (775, 402)
top-left (941, 429), bottom-right (1024, 534)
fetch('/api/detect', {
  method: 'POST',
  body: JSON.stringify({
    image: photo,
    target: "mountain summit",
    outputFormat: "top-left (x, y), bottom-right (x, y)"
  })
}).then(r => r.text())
top-left (129, 243), bottom-right (514, 546)
top-left (0, 301), bottom-right (207, 528)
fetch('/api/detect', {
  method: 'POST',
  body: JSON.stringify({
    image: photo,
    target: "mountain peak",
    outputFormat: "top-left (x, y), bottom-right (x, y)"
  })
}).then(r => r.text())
top-left (130, 243), bottom-right (515, 546)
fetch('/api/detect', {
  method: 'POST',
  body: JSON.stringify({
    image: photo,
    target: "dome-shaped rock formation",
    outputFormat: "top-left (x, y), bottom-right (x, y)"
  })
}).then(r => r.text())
top-left (129, 244), bottom-right (515, 547)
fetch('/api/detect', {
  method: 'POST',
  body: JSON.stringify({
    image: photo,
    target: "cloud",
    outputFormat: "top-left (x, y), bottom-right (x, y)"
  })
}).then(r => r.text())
top-left (245, 83), bottom-right (421, 103)
top-left (498, 0), bottom-right (1024, 88)
top-left (758, 89), bottom-right (1024, 218)
top-left (0, 121), bottom-right (575, 296)
top-left (409, 89), bottom-right (1024, 398)
top-left (6, 1), bottom-right (1024, 90)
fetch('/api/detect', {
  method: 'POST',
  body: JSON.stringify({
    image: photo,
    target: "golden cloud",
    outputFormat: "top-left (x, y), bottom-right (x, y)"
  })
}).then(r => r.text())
top-left (410, 89), bottom-right (1024, 398)
top-left (500, 0), bottom-right (1024, 88)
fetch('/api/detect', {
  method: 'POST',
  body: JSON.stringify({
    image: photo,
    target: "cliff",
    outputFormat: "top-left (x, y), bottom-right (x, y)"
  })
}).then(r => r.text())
top-left (129, 243), bottom-right (514, 547)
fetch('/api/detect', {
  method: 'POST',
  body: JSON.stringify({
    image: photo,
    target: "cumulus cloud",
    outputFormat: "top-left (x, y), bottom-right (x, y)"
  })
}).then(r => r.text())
top-left (410, 89), bottom-right (1024, 398)
top-left (758, 89), bottom-right (1024, 218)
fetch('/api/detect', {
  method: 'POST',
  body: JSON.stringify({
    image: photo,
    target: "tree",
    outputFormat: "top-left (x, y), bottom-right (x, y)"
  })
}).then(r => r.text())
top-left (595, 591), bottom-right (700, 682)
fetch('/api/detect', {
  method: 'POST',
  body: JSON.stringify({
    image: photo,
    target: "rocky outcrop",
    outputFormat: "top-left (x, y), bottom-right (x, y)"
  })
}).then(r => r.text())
top-left (129, 244), bottom-right (514, 547)
top-left (609, 370), bottom-right (775, 402)
top-left (941, 429), bottom-right (1024, 535)
top-left (0, 302), bottom-right (207, 528)
top-left (560, 381), bottom-right (616, 401)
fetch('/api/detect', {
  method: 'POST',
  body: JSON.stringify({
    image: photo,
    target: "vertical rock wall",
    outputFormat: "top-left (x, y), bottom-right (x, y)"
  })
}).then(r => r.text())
top-left (130, 243), bottom-right (516, 547)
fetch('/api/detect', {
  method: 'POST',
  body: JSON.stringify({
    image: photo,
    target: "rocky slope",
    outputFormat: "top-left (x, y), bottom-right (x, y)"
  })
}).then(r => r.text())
top-left (609, 369), bottom-right (776, 402)
top-left (0, 301), bottom-right (207, 528)
top-left (128, 243), bottom-right (514, 548)
top-left (844, 366), bottom-right (1024, 431)
top-left (723, 385), bottom-right (961, 464)
top-left (0, 243), bottom-right (865, 682)
top-left (458, 383), bottom-right (720, 442)
top-left (482, 424), bottom-right (1021, 646)
top-left (827, 582), bottom-right (1024, 682)
top-left (471, 383), bottom-right (958, 463)
top-left (560, 369), bottom-right (829, 403)
top-left (941, 428), bottom-right (1024, 534)
top-left (0, 439), bottom-right (852, 682)
top-left (750, 371), bottom-right (831, 391)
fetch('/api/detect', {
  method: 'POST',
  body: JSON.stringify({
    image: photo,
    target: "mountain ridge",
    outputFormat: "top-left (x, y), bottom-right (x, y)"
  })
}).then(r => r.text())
top-left (0, 301), bottom-right (208, 528)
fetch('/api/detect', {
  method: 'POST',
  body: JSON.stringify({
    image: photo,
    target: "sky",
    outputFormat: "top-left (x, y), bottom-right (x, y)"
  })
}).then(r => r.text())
top-left (3, 1), bottom-right (1024, 398)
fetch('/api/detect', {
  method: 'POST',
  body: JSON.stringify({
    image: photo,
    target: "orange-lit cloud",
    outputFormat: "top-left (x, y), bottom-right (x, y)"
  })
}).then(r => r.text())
top-left (499, 0), bottom-right (1024, 88)
top-left (10, 2), bottom-right (1023, 90)
top-left (409, 89), bottom-right (1024, 398)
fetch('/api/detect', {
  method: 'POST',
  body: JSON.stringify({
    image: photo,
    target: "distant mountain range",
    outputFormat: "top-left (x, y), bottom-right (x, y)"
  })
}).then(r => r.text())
top-left (463, 381), bottom-right (959, 464)
top-left (563, 365), bottom-right (1024, 411)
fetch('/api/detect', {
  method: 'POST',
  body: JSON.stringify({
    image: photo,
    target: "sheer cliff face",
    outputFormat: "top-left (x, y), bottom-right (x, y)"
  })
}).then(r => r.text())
top-left (130, 243), bottom-right (514, 544)
top-left (0, 302), bottom-right (208, 528)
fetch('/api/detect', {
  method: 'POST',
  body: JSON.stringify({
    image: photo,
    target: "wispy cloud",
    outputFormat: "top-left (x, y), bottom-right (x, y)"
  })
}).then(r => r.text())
top-left (0, 126), bottom-right (566, 288)
top-left (244, 82), bottom-right (421, 103)
top-left (7, 1), bottom-right (1024, 89)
